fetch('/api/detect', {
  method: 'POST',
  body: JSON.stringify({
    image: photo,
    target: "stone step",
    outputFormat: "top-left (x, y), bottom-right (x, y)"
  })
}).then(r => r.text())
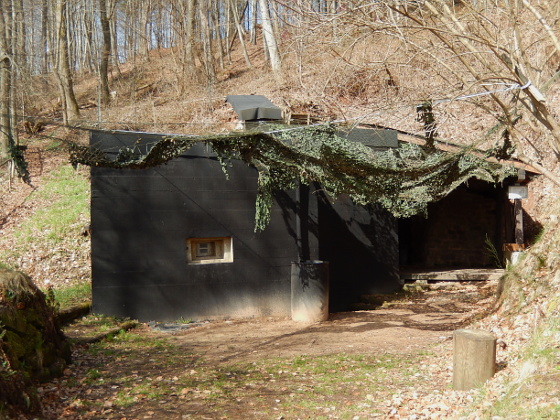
top-left (400, 268), bottom-right (505, 282)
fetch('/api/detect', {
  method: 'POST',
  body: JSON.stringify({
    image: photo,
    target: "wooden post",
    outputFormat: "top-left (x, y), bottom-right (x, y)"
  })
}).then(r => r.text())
top-left (453, 329), bottom-right (496, 390)
top-left (514, 199), bottom-right (524, 245)
top-left (295, 182), bottom-right (310, 261)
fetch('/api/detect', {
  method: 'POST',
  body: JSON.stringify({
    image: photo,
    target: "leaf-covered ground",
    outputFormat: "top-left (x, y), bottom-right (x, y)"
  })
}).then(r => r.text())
top-left (35, 281), bottom-right (504, 420)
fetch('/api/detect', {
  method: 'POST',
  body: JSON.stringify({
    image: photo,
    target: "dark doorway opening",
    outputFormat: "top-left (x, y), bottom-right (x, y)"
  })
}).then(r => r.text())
top-left (399, 179), bottom-right (506, 270)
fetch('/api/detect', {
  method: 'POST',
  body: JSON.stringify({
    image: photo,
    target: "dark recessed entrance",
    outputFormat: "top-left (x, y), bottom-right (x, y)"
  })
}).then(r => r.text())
top-left (399, 179), bottom-right (506, 270)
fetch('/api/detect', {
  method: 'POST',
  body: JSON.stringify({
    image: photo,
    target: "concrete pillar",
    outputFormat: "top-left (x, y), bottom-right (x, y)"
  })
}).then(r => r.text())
top-left (291, 261), bottom-right (329, 323)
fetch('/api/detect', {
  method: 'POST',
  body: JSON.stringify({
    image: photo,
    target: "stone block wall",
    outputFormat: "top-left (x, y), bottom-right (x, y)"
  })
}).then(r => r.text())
top-left (400, 180), bottom-right (504, 268)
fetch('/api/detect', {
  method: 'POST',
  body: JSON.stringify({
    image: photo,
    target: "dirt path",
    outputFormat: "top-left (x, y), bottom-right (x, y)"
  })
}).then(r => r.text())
top-left (40, 281), bottom-right (497, 420)
top-left (163, 280), bottom-right (494, 365)
top-left (167, 307), bottom-right (463, 365)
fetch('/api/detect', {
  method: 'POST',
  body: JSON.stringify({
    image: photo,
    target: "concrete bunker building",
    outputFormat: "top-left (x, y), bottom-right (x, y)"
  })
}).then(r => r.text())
top-left (89, 96), bottom-right (537, 321)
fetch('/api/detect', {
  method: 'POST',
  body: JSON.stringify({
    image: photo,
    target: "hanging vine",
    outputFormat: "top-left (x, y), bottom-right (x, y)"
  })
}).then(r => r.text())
top-left (70, 125), bottom-right (517, 231)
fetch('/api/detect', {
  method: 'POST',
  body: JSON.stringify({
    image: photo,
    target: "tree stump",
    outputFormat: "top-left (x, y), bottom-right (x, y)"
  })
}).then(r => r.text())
top-left (453, 328), bottom-right (497, 390)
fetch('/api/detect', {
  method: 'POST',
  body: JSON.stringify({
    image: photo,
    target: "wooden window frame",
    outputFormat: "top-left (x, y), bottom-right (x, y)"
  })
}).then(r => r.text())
top-left (186, 237), bottom-right (233, 265)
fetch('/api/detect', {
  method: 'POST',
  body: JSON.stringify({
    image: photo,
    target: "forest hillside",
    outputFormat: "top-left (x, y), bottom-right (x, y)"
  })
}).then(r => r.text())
top-left (2, 0), bottom-right (560, 278)
top-left (1, 1), bottom-right (560, 418)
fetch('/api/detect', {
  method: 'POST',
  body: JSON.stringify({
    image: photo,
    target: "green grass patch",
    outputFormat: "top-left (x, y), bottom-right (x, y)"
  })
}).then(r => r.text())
top-left (176, 316), bottom-right (192, 324)
top-left (78, 314), bottom-right (125, 330)
top-left (0, 163), bottom-right (90, 270)
top-left (44, 140), bottom-right (64, 152)
top-left (114, 390), bottom-right (136, 408)
top-left (14, 165), bottom-right (89, 245)
top-left (49, 281), bottom-right (91, 309)
top-left (169, 352), bottom-right (426, 418)
top-left (85, 368), bottom-right (102, 383)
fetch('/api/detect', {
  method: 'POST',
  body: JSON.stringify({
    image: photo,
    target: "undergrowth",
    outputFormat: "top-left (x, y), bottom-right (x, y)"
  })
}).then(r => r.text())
top-left (466, 198), bottom-right (560, 418)
top-left (50, 281), bottom-right (91, 309)
top-left (13, 164), bottom-right (89, 246)
top-left (478, 306), bottom-right (560, 418)
top-left (0, 163), bottom-right (90, 283)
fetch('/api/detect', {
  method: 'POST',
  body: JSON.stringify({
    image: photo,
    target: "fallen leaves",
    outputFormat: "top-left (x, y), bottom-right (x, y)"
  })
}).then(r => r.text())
top-left (23, 276), bottom-right (558, 419)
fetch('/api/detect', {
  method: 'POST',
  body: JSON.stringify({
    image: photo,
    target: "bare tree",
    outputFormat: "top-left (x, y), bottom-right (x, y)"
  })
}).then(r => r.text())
top-left (185, 0), bottom-right (197, 74)
top-left (11, 0), bottom-right (25, 72)
top-left (391, 1), bottom-right (560, 178)
top-left (41, 0), bottom-right (49, 74)
top-left (303, 1), bottom-right (560, 182)
top-left (211, 1), bottom-right (226, 71)
top-left (0, 0), bottom-right (12, 161)
top-left (259, 0), bottom-right (281, 76)
top-left (250, 0), bottom-right (258, 44)
top-left (199, 2), bottom-right (216, 84)
top-left (230, 0), bottom-right (253, 69)
top-left (54, 0), bottom-right (80, 124)
top-left (99, 0), bottom-right (113, 105)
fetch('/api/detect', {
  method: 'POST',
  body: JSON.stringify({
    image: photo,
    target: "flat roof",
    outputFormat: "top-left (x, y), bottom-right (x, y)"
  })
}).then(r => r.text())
top-left (337, 127), bottom-right (398, 149)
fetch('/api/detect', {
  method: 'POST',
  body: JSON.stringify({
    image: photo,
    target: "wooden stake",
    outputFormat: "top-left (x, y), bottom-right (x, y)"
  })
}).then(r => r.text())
top-left (514, 199), bottom-right (524, 245)
top-left (453, 329), bottom-right (496, 390)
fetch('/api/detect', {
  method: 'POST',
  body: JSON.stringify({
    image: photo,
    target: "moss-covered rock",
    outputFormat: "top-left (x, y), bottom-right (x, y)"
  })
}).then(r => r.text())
top-left (0, 268), bottom-right (71, 415)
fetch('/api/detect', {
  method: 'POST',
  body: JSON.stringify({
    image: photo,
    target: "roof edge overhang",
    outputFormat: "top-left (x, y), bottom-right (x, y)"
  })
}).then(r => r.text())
top-left (351, 123), bottom-right (541, 176)
top-left (396, 131), bottom-right (540, 175)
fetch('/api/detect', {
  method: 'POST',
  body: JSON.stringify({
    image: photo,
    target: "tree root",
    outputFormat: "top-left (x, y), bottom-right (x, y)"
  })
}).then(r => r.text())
top-left (72, 321), bottom-right (139, 345)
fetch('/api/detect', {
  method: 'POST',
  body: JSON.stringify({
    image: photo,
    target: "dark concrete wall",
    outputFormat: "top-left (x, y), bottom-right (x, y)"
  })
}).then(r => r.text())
top-left (318, 195), bottom-right (400, 310)
top-left (90, 131), bottom-right (401, 321)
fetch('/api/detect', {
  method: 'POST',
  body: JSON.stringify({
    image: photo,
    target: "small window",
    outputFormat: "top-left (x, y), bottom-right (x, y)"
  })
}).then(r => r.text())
top-left (186, 237), bottom-right (233, 265)
top-left (195, 241), bottom-right (217, 258)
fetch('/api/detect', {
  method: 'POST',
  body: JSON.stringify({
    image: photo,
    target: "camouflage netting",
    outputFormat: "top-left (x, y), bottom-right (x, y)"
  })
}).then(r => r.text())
top-left (70, 125), bottom-right (517, 231)
top-left (0, 269), bottom-right (71, 416)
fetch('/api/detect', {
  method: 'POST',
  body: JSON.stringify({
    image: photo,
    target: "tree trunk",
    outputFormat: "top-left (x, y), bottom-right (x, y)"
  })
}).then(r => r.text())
top-left (81, 3), bottom-right (95, 72)
top-left (109, 2), bottom-right (120, 75)
top-left (185, 0), bottom-right (196, 75)
top-left (54, 0), bottom-right (80, 124)
top-left (224, 0), bottom-right (232, 62)
top-left (250, 0), bottom-right (257, 44)
top-left (199, 4), bottom-right (216, 84)
top-left (230, 0), bottom-right (252, 68)
top-left (212, 1), bottom-right (225, 70)
top-left (10, 0), bottom-right (20, 146)
top-left (99, 0), bottom-right (112, 105)
top-left (0, 1), bottom-right (13, 161)
top-left (139, 0), bottom-right (150, 59)
top-left (258, 0), bottom-right (281, 76)
top-left (12, 0), bottom-right (25, 71)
